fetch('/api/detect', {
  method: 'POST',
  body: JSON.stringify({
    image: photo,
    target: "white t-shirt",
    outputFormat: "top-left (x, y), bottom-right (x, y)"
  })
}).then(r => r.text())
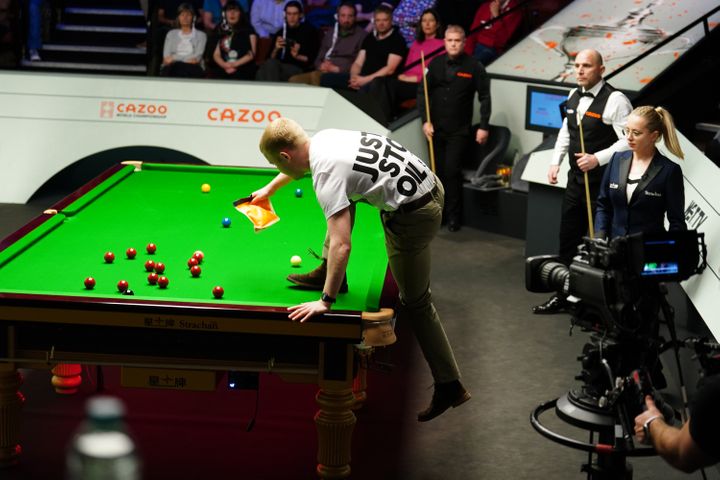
top-left (309, 129), bottom-right (435, 219)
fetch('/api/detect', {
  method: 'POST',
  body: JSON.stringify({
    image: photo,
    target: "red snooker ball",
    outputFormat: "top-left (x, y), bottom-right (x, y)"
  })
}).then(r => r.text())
top-left (212, 286), bottom-right (224, 299)
top-left (117, 280), bottom-right (129, 292)
top-left (146, 243), bottom-right (157, 254)
top-left (104, 252), bottom-right (115, 263)
top-left (147, 272), bottom-right (159, 285)
top-left (126, 248), bottom-right (137, 259)
top-left (154, 262), bottom-right (166, 274)
top-left (157, 276), bottom-right (169, 289)
top-left (190, 265), bottom-right (201, 277)
top-left (84, 277), bottom-right (96, 289)
top-left (144, 260), bottom-right (156, 272)
top-left (193, 250), bottom-right (204, 262)
top-left (187, 257), bottom-right (199, 268)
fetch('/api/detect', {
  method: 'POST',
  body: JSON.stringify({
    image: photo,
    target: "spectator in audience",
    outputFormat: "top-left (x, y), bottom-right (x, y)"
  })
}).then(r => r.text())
top-left (464, 0), bottom-right (522, 65)
top-left (319, 4), bottom-right (406, 91)
top-left (256, 1), bottom-right (319, 82)
top-left (393, 0), bottom-right (435, 46)
top-left (161, 3), bottom-right (207, 77)
top-left (251, 0), bottom-right (292, 64)
top-left (288, 2), bottom-right (366, 86)
top-left (211, 0), bottom-right (257, 79)
top-left (374, 7), bottom-right (444, 122)
top-left (157, 0), bottom-right (204, 31)
top-left (420, 25), bottom-right (491, 232)
top-left (202, 0), bottom-right (249, 31)
top-left (153, 0), bottom-right (203, 73)
top-left (251, 0), bottom-right (288, 38)
top-left (356, 1), bottom-right (395, 30)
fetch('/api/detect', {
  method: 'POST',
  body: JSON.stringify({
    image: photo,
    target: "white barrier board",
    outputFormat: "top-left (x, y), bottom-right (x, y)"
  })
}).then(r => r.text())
top-left (0, 71), bottom-right (386, 203)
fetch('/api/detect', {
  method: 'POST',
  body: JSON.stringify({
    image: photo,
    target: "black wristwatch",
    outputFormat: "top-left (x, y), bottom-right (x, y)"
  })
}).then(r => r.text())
top-left (321, 292), bottom-right (336, 304)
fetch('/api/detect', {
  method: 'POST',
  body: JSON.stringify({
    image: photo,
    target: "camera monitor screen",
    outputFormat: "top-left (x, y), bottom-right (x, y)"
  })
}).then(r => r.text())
top-left (641, 238), bottom-right (680, 277)
top-left (525, 85), bottom-right (569, 134)
top-left (637, 231), bottom-right (700, 282)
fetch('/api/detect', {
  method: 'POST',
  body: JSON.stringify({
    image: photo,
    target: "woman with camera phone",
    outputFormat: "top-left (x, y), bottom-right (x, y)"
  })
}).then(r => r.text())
top-left (594, 105), bottom-right (686, 240)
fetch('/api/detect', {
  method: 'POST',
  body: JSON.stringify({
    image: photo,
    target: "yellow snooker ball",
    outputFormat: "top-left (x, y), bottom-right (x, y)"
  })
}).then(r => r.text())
top-left (290, 255), bottom-right (302, 267)
top-left (201, 183), bottom-right (211, 193)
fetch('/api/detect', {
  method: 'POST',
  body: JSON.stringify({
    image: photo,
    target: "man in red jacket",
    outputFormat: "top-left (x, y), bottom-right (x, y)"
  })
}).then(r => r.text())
top-left (464, 0), bottom-right (522, 65)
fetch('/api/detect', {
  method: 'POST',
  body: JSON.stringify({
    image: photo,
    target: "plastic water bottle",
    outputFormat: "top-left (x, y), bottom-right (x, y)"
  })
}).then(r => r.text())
top-left (66, 396), bottom-right (141, 480)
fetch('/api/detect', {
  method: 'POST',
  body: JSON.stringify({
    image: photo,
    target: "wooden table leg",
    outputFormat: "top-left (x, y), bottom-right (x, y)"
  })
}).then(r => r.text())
top-left (352, 345), bottom-right (372, 410)
top-left (315, 386), bottom-right (356, 479)
top-left (0, 366), bottom-right (24, 467)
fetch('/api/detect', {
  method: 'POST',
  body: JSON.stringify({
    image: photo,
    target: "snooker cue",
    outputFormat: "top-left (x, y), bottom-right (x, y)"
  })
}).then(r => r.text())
top-left (577, 112), bottom-right (595, 239)
top-left (420, 51), bottom-right (437, 173)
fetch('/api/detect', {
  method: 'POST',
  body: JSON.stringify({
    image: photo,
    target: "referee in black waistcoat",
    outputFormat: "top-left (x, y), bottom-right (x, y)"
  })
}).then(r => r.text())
top-left (533, 49), bottom-right (632, 314)
top-left (419, 24), bottom-right (491, 232)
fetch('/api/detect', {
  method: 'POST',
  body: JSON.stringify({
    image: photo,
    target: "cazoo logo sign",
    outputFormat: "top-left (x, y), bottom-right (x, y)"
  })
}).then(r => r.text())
top-left (207, 107), bottom-right (281, 124)
top-left (100, 101), bottom-right (168, 119)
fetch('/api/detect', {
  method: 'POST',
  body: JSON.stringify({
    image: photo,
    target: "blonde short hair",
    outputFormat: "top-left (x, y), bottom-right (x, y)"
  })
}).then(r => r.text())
top-left (259, 117), bottom-right (309, 160)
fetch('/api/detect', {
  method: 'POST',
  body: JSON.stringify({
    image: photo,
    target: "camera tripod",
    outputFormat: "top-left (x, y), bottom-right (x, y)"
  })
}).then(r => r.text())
top-left (531, 389), bottom-right (658, 479)
top-left (530, 287), bottom-right (683, 479)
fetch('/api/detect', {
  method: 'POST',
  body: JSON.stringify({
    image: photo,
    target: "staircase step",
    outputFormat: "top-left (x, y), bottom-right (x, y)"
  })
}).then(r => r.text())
top-left (56, 23), bottom-right (146, 34)
top-left (20, 59), bottom-right (146, 73)
top-left (54, 23), bottom-right (146, 46)
top-left (63, 8), bottom-right (146, 28)
top-left (66, 0), bottom-right (141, 9)
top-left (41, 44), bottom-right (147, 65)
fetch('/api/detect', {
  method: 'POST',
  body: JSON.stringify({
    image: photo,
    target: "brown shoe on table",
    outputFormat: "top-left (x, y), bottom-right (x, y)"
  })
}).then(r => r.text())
top-left (287, 259), bottom-right (348, 293)
top-left (417, 380), bottom-right (471, 422)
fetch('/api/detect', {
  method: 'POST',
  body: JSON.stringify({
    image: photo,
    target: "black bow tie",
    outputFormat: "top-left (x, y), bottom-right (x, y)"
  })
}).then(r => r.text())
top-left (579, 91), bottom-right (595, 98)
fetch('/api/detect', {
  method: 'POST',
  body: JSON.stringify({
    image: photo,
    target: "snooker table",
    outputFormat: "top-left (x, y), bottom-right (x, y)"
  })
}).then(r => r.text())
top-left (0, 162), bottom-right (396, 479)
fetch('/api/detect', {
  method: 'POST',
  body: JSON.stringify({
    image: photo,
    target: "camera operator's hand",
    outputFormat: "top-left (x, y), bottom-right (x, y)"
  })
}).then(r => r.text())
top-left (634, 395), bottom-right (664, 444)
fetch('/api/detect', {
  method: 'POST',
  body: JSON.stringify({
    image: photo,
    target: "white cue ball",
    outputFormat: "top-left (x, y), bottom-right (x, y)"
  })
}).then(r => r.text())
top-left (290, 255), bottom-right (302, 267)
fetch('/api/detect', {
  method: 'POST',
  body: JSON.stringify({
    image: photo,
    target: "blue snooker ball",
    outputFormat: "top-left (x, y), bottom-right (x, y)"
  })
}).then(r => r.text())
top-left (295, 188), bottom-right (303, 198)
top-left (222, 217), bottom-right (231, 227)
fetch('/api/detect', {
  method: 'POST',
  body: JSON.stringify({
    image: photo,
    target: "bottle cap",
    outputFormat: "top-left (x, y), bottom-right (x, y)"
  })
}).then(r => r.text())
top-left (86, 396), bottom-right (126, 421)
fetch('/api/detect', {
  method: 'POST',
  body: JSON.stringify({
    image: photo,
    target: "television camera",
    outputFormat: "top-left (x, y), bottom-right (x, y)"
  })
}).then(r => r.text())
top-left (526, 230), bottom-right (707, 479)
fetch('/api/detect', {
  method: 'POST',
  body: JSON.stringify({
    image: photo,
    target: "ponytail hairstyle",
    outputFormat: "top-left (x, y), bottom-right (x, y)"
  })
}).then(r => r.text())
top-left (632, 105), bottom-right (684, 159)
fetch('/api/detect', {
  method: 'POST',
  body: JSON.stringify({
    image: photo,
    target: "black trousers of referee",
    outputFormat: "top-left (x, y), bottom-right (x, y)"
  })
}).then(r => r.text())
top-left (558, 173), bottom-right (601, 265)
top-left (433, 133), bottom-right (469, 224)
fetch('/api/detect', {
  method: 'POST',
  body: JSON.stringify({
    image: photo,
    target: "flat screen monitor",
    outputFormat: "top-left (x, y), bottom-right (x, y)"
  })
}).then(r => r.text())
top-left (525, 85), bottom-right (569, 134)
